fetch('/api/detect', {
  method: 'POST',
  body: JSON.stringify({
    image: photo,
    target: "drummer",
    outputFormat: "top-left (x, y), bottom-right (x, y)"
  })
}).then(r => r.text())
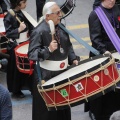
top-left (3, 0), bottom-right (34, 98)
top-left (84, 0), bottom-right (120, 120)
top-left (28, 1), bottom-right (79, 120)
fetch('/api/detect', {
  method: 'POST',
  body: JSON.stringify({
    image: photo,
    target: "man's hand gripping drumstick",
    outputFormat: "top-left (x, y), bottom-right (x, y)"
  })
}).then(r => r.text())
top-left (9, 9), bottom-right (26, 33)
top-left (40, 20), bottom-right (57, 85)
top-left (48, 20), bottom-right (58, 52)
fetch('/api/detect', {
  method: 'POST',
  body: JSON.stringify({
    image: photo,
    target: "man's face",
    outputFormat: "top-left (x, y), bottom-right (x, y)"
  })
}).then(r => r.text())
top-left (47, 4), bottom-right (62, 25)
top-left (18, 0), bottom-right (27, 10)
top-left (103, 0), bottom-right (116, 9)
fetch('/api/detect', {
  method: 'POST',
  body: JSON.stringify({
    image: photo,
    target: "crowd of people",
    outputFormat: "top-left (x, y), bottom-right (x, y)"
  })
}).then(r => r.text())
top-left (1, 0), bottom-right (120, 120)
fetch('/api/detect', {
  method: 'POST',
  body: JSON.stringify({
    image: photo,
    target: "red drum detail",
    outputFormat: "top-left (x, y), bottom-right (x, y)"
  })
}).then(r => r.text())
top-left (60, 62), bottom-right (65, 68)
top-left (38, 55), bottom-right (120, 111)
top-left (14, 41), bottom-right (33, 74)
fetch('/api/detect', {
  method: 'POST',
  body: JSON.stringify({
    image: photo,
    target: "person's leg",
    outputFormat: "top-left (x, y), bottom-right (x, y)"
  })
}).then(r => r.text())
top-left (36, 0), bottom-right (45, 21)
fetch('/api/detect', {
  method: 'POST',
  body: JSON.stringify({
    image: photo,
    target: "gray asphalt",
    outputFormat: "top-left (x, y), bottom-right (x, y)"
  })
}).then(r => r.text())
top-left (0, 0), bottom-right (94, 120)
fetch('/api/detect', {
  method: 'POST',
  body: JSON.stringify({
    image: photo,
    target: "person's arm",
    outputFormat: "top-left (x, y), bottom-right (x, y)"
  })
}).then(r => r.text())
top-left (0, 85), bottom-right (12, 120)
top-left (3, 13), bottom-right (20, 39)
top-left (28, 28), bottom-right (50, 61)
top-left (89, 11), bottom-right (107, 54)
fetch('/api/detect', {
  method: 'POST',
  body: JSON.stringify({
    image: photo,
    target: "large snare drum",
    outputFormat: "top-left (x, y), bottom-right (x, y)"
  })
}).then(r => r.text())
top-left (0, 14), bottom-right (8, 53)
top-left (38, 55), bottom-right (120, 111)
top-left (14, 41), bottom-right (32, 74)
top-left (48, 0), bottom-right (75, 19)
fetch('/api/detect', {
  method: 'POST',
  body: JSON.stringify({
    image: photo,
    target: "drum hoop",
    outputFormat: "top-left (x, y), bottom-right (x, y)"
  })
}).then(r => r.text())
top-left (41, 55), bottom-right (113, 89)
top-left (0, 14), bottom-right (5, 18)
top-left (61, 0), bottom-right (75, 19)
top-left (39, 78), bottom-right (120, 110)
top-left (14, 41), bottom-right (29, 57)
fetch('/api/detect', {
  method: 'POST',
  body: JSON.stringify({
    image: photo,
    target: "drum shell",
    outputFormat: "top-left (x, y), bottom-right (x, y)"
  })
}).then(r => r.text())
top-left (14, 41), bottom-right (33, 74)
top-left (38, 55), bottom-right (120, 110)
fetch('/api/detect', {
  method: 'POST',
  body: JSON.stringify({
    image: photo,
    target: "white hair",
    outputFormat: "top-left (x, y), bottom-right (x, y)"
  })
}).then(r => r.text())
top-left (38, 1), bottom-right (56, 24)
top-left (42, 1), bottom-right (56, 19)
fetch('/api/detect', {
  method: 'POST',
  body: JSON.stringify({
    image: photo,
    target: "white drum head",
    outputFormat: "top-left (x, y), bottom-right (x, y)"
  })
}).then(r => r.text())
top-left (42, 57), bottom-right (109, 87)
top-left (16, 44), bottom-right (29, 54)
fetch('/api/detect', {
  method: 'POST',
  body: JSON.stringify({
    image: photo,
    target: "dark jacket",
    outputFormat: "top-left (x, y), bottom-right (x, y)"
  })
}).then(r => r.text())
top-left (0, 0), bottom-right (7, 14)
top-left (89, 5), bottom-right (120, 57)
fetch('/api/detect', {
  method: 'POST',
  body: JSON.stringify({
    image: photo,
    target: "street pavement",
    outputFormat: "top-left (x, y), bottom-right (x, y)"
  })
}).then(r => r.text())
top-left (0, 0), bottom-right (95, 120)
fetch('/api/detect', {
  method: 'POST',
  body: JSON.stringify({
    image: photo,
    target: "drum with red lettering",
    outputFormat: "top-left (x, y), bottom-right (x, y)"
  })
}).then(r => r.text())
top-left (14, 41), bottom-right (32, 74)
top-left (38, 55), bottom-right (120, 111)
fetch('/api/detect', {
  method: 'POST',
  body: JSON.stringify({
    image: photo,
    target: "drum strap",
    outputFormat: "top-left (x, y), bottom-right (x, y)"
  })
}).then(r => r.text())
top-left (36, 61), bottom-right (42, 84)
top-left (95, 6), bottom-right (120, 53)
top-left (21, 10), bottom-right (38, 27)
top-left (58, 23), bottom-right (100, 56)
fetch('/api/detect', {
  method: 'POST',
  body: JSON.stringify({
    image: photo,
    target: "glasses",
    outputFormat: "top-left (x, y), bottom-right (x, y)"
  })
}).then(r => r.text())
top-left (51, 10), bottom-right (61, 15)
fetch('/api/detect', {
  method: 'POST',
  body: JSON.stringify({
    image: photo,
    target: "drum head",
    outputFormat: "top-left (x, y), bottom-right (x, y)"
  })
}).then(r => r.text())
top-left (42, 55), bottom-right (111, 88)
top-left (47, 0), bottom-right (75, 19)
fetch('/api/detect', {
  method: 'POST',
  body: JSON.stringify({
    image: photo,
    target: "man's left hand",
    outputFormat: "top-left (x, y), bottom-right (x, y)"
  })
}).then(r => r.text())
top-left (73, 60), bottom-right (78, 65)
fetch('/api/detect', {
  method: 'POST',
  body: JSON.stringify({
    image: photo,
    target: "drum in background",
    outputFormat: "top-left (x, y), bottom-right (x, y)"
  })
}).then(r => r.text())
top-left (48, 0), bottom-right (76, 19)
top-left (0, 14), bottom-right (8, 54)
top-left (14, 41), bottom-right (32, 74)
top-left (112, 52), bottom-right (120, 70)
top-left (37, 55), bottom-right (120, 111)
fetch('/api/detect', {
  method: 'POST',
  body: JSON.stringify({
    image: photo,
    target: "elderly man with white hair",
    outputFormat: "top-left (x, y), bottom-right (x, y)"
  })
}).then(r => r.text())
top-left (28, 1), bottom-right (79, 120)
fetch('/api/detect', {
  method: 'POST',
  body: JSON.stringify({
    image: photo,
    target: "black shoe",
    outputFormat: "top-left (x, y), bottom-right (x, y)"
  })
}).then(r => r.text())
top-left (89, 111), bottom-right (96, 120)
top-left (12, 91), bottom-right (25, 98)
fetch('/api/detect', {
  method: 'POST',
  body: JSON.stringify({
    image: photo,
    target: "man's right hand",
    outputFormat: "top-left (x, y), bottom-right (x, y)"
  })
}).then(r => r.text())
top-left (48, 40), bottom-right (58, 52)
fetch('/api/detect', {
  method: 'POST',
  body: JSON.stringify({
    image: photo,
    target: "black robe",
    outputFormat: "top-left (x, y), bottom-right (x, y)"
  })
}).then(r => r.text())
top-left (28, 20), bottom-right (77, 120)
top-left (85, 4), bottom-right (120, 120)
top-left (3, 10), bottom-right (33, 93)
top-left (0, 0), bottom-right (7, 14)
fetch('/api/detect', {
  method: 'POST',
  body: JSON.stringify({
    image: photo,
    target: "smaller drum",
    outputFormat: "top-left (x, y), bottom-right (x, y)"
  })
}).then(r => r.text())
top-left (48, 0), bottom-right (76, 19)
top-left (38, 55), bottom-right (120, 111)
top-left (14, 41), bottom-right (32, 74)
top-left (0, 14), bottom-right (8, 53)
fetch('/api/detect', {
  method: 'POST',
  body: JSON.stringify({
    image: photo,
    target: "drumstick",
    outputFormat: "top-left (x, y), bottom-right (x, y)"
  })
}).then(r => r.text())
top-left (0, 32), bottom-right (9, 42)
top-left (48, 20), bottom-right (55, 40)
top-left (9, 9), bottom-right (22, 23)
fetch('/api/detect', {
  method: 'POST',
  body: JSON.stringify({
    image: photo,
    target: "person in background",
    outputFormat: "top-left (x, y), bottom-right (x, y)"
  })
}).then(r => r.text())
top-left (0, 84), bottom-right (12, 120)
top-left (3, 0), bottom-right (33, 98)
top-left (93, 0), bottom-right (120, 9)
top-left (28, 1), bottom-right (79, 120)
top-left (0, 0), bottom-right (8, 15)
top-left (36, 0), bottom-right (45, 21)
top-left (85, 0), bottom-right (120, 120)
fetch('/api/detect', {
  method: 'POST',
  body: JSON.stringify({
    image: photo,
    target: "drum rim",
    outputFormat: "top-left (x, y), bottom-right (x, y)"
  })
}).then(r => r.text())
top-left (14, 40), bottom-right (29, 57)
top-left (41, 84), bottom-right (117, 111)
top-left (60, 0), bottom-right (75, 19)
top-left (41, 54), bottom-right (112, 89)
